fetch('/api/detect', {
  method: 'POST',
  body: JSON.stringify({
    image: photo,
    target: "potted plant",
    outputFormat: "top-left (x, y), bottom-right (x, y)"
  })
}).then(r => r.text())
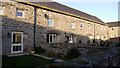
top-left (31, 49), bottom-right (35, 54)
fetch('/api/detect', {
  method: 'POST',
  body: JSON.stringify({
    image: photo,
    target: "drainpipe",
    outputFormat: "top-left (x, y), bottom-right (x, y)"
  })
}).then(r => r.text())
top-left (33, 7), bottom-right (37, 49)
top-left (93, 22), bottom-right (95, 44)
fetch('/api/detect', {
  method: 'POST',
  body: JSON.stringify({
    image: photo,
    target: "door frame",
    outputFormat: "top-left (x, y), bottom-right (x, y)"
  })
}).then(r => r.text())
top-left (11, 32), bottom-right (23, 53)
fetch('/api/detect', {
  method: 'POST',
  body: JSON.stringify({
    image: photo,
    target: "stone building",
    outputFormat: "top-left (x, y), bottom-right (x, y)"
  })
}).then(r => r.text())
top-left (0, 0), bottom-right (110, 55)
top-left (107, 21), bottom-right (120, 42)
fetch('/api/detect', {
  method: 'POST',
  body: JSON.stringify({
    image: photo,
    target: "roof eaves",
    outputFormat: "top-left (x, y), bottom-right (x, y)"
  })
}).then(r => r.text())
top-left (16, 1), bottom-right (105, 25)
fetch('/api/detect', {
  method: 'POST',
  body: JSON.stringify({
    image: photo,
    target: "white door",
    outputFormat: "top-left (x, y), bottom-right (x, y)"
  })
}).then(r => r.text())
top-left (69, 35), bottom-right (73, 43)
top-left (11, 32), bottom-right (23, 53)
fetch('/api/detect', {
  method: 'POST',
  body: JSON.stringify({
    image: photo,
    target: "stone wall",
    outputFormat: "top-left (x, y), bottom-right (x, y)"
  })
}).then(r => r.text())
top-left (35, 6), bottom-right (109, 44)
top-left (2, 16), bottom-right (34, 55)
top-left (1, 2), bottom-right (34, 55)
top-left (1, 1), bottom-right (109, 54)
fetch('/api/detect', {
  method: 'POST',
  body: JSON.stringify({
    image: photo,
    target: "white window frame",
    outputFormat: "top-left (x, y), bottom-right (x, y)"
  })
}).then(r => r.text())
top-left (49, 34), bottom-right (57, 43)
top-left (0, 6), bottom-right (4, 15)
top-left (48, 18), bottom-right (54, 26)
top-left (70, 23), bottom-right (75, 29)
top-left (101, 36), bottom-right (104, 40)
top-left (80, 23), bottom-right (83, 28)
top-left (11, 32), bottom-right (23, 53)
top-left (16, 9), bottom-right (24, 18)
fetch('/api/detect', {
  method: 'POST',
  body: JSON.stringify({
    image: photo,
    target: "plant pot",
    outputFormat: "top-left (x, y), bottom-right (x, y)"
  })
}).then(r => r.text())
top-left (31, 51), bottom-right (35, 54)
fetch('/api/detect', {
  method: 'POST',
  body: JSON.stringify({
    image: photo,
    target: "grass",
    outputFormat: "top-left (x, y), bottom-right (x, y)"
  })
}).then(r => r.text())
top-left (2, 55), bottom-right (55, 68)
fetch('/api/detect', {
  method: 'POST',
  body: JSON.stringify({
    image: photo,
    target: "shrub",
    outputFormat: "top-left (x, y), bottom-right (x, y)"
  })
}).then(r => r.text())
top-left (45, 51), bottom-right (56, 57)
top-left (100, 40), bottom-right (105, 47)
top-left (87, 40), bottom-right (90, 44)
top-left (55, 51), bottom-right (64, 58)
top-left (65, 48), bottom-right (80, 59)
top-left (79, 40), bottom-right (82, 43)
top-left (35, 47), bottom-right (45, 54)
top-left (93, 39), bottom-right (95, 43)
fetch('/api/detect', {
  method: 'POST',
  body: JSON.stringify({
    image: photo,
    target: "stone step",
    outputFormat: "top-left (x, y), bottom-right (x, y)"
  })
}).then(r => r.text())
top-left (7, 53), bottom-right (30, 57)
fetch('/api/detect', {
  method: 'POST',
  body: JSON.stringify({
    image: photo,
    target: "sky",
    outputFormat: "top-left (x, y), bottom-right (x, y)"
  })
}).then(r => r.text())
top-left (53, 0), bottom-right (119, 23)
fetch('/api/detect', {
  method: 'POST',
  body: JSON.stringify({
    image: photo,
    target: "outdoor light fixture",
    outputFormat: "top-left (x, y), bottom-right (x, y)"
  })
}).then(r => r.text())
top-left (7, 32), bottom-right (11, 38)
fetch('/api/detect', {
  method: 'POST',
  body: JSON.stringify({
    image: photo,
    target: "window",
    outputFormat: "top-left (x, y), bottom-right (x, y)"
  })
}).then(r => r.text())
top-left (69, 35), bottom-right (76, 43)
top-left (48, 18), bottom-right (53, 26)
top-left (13, 33), bottom-right (22, 44)
top-left (16, 9), bottom-right (24, 18)
top-left (47, 34), bottom-right (57, 43)
top-left (80, 23), bottom-right (83, 28)
top-left (0, 6), bottom-right (4, 15)
top-left (70, 23), bottom-right (75, 29)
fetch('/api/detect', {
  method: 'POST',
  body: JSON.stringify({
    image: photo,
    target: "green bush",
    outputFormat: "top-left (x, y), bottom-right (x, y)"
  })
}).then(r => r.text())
top-left (35, 47), bottom-right (45, 54)
top-left (65, 48), bottom-right (80, 59)
top-left (100, 40), bottom-right (105, 47)
top-left (79, 40), bottom-right (82, 43)
top-left (45, 51), bottom-right (56, 57)
top-left (55, 52), bottom-right (64, 58)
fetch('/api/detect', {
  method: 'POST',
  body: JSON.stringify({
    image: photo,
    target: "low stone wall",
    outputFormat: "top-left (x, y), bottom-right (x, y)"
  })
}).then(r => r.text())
top-left (37, 43), bottom-right (89, 56)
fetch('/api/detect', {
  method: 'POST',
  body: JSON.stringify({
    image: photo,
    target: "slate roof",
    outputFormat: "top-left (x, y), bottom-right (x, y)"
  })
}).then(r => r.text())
top-left (19, 1), bottom-right (105, 25)
top-left (107, 21), bottom-right (120, 27)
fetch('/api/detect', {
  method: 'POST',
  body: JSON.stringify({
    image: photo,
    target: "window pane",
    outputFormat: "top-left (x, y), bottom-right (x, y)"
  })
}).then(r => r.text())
top-left (13, 46), bottom-right (16, 51)
top-left (16, 9), bottom-right (23, 17)
top-left (17, 33), bottom-right (22, 43)
top-left (13, 46), bottom-right (21, 51)
top-left (13, 33), bottom-right (22, 44)
top-left (53, 35), bottom-right (56, 43)
top-left (48, 34), bottom-right (57, 43)
top-left (16, 12), bottom-right (23, 16)
top-left (48, 19), bottom-right (53, 26)
top-left (0, 9), bottom-right (3, 15)
top-left (18, 46), bottom-right (21, 51)
top-left (71, 23), bottom-right (75, 29)
top-left (50, 35), bottom-right (52, 42)
top-left (16, 46), bottom-right (19, 51)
